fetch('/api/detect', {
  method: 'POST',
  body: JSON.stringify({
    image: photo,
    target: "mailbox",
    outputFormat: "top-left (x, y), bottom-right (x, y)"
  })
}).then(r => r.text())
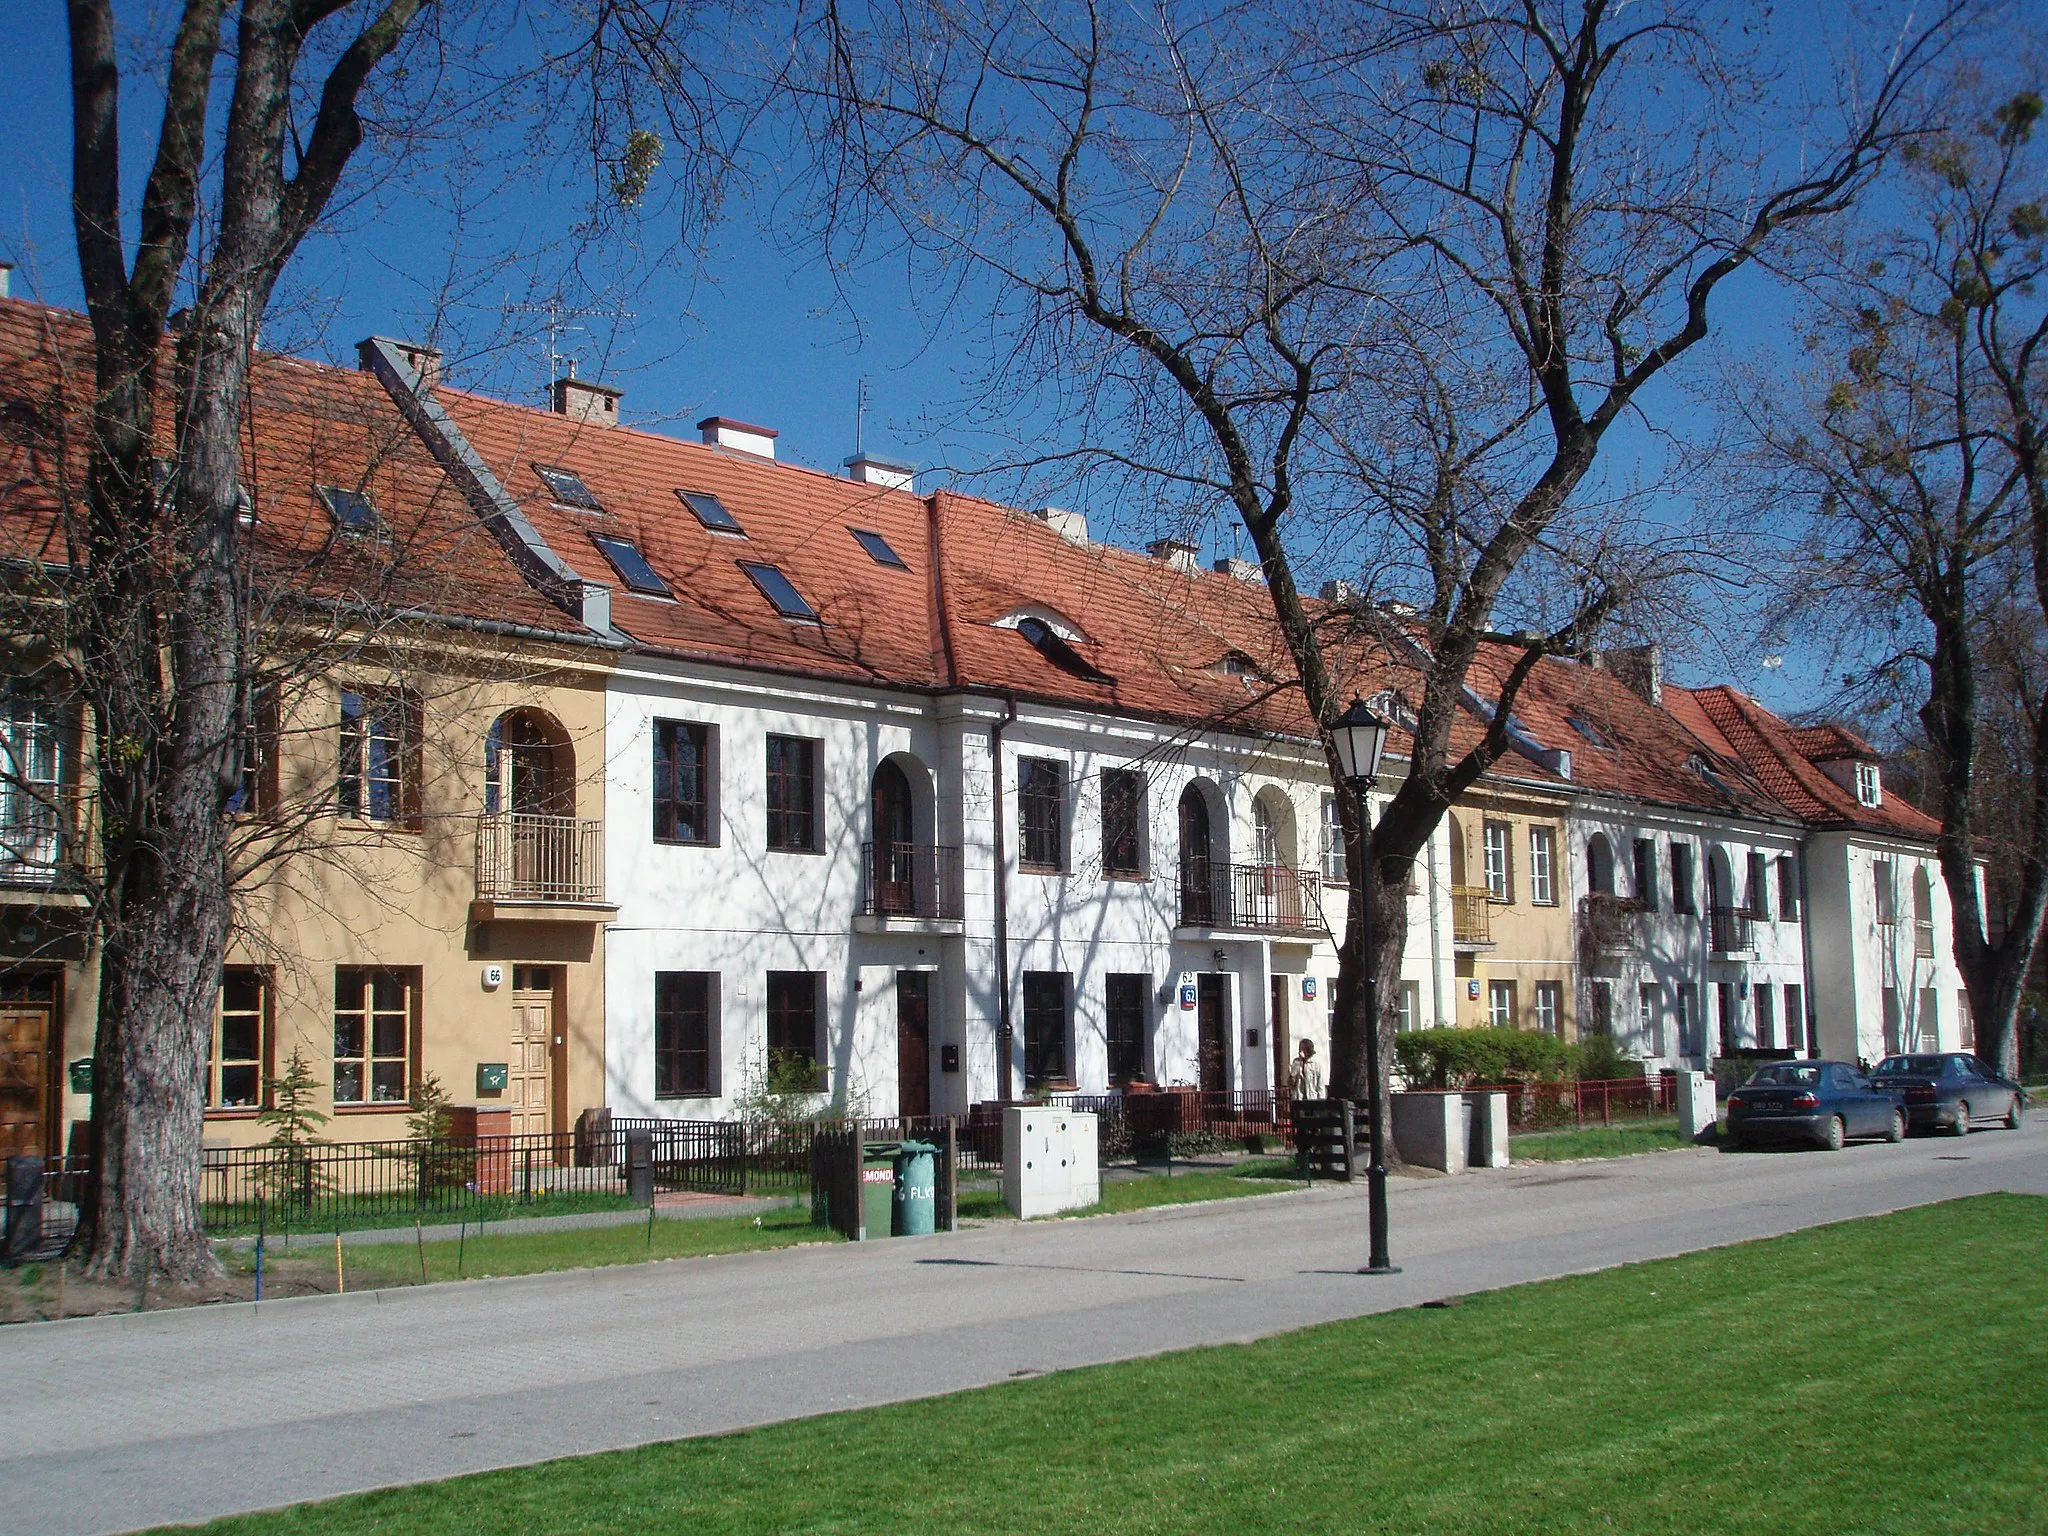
top-left (67, 1058), bottom-right (94, 1095)
top-left (940, 1042), bottom-right (960, 1073)
top-left (476, 1062), bottom-right (509, 1094)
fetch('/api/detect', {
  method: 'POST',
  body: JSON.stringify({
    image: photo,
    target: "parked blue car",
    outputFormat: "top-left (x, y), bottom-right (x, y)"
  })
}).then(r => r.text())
top-left (1868, 1053), bottom-right (2026, 1135)
top-left (1725, 1060), bottom-right (1906, 1151)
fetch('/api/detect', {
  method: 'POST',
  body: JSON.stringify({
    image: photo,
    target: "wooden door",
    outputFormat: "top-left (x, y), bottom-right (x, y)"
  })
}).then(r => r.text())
top-left (1269, 975), bottom-right (1290, 1098)
top-left (896, 971), bottom-right (931, 1119)
top-left (1590, 982), bottom-right (1612, 1038)
top-left (1178, 787), bottom-right (1213, 924)
top-left (0, 1002), bottom-right (51, 1159)
top-left (1197, 974), bottom-right (1229, 1093)
top-left (508, 972), bottom-right (555, 1138)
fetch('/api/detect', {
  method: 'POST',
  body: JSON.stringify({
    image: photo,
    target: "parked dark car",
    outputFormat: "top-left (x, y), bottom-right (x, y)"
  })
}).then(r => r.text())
top-left (1868, 1053), bottom-right (2026, 1135)
top-left (1726, 1061), bottom-right (1905, 1151)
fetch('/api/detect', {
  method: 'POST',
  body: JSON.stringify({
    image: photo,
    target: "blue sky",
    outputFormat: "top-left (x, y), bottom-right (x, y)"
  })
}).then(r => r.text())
top-left (1, 4), bottom-right (1846, 716)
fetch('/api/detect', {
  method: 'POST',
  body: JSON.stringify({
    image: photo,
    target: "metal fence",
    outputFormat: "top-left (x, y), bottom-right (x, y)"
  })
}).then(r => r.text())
top-left (857, 842), bottom-right (965, 920)
top-left (475, 812), bottom-right (604, 903)
top-left (1468, 1075), bottom-right (1678, 1131)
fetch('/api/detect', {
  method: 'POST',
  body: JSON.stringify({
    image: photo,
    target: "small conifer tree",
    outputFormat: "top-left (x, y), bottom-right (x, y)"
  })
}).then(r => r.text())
top-left (256, 1047), bottom-right (329, 1214)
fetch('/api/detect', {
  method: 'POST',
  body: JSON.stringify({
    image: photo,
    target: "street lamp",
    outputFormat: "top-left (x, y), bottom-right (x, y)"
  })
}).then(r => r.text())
top-left (1330, 696), bottom-right (1398, 1275)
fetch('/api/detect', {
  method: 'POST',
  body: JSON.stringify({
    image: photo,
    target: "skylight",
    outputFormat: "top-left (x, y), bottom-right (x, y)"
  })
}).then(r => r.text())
top-left (535, 464), bottom-right (604, 512)
top-left (590, 534), bottom-right (672, 598)
top-left (679, 489), bottom-right (744, 534)
top-left (849, 527), bottom-right (907, 568)
top-left (1017, 616), bottom-right (1113, 683)
top-left (738, 561), bottom-right (819, 621)
top-left (316, 484), bottom-right (378, 532)
top-left (1567, 715), bottom-right (1615, 749)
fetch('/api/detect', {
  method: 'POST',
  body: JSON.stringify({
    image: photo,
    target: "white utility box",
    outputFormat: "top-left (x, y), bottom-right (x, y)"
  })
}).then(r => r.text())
top-left (1002, 1107), bottom-right (1100, 1218)
top-left (1676, 1070), bottom-right (1718, 1143)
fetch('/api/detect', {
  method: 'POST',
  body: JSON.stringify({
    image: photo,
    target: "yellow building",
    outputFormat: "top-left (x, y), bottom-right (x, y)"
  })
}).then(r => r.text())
top-left (1444, 781), bottom-right (1579, 1040)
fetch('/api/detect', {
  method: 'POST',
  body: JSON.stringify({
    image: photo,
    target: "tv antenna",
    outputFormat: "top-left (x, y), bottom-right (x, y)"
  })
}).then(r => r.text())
top-left (502, 298), bottom-right (637, 399)
top-left (855, 376), bottom-right (870, 454)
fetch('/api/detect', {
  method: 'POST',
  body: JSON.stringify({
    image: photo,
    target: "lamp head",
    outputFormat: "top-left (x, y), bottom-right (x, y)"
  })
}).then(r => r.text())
top-left (1331, 695), bottom-right (1392, 788)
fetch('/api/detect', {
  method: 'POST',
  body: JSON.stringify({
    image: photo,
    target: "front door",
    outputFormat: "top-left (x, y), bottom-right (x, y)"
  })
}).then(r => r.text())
top-left (1590, 981), bottom-right (1612, 1038)
top-left (1197, 974), bottom-right (1229, 1093)
top-left (1269, 975), bottom-right (1290, 1098)
top-left (0, 996), bottom-right (52, 1158)
top-left (508, 968), bottom-right (555, 1138)
top-left (896, 971), bottom-right (931, 1118)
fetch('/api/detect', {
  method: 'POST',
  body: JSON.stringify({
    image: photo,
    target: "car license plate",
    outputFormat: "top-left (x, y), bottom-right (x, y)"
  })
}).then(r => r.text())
top-left (1755, 1098), bottom-right (1782, 1113)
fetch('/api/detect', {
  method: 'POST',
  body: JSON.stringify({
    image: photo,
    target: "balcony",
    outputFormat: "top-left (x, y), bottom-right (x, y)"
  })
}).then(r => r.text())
top-left (1451, 884), bottom-right (1494, 950)
top-left (472, 813), bottom-right (613, 922)
top-left (1914, 919), bottom-right (1935, 958)
top-left (1177, 863), bottom-right (1325, 936)
top-left (1578, 893), bottom-right (1637, 957)
top-left (857, 842), bottom-right (965, 932)
top-left (0, 786), bottom-right (90, 903)
top-left (1709, 904), bottom-right (1754, 956)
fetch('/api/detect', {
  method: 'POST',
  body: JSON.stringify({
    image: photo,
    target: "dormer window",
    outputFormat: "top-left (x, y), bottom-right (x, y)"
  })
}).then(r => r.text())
top-left (1855, 761), bottom-right (1881, 807)
top-left (317, 484), bottom-right (379, 533)
top-left (1015, 616), bottom-right (1113, 683)
top-left (589, 534), bottom-right (672, 598)
top-left (1211, 651), bottom-right (1263, 679)
top-left (535, 465), bottom-right (604, 512)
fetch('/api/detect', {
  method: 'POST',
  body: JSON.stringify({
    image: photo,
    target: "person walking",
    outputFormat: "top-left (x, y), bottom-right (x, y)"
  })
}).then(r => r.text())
top-left (1288, 1038), bottom-right (1324, 1101)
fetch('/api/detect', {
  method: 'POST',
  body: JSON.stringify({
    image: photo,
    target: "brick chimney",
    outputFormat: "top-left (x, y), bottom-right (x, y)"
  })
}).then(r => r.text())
top-left (698, 416), bottom-right (777, 459)
top-left (359, 336), bottom-right (442, 391)
top-left (1601, 643), bottom-right (1663, 707)
top-left (553, 375), bottom-right (622, 426)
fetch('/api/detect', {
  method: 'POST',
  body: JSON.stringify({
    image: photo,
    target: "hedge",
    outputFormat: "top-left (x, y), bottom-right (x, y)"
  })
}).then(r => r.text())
top-left (1392, 1026), bottom-right (1579, 1088)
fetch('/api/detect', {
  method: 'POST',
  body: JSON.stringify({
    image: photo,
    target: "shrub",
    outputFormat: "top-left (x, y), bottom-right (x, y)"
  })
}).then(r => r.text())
top-left (1393, 1027), bottom-right (1575, 1088)
top-left (1572, 1033), bottom-right (1639, 1082)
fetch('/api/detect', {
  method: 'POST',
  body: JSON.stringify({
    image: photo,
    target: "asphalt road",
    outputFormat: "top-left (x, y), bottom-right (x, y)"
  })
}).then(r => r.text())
top-left (3, 1123), bottom-right (2043, 1536)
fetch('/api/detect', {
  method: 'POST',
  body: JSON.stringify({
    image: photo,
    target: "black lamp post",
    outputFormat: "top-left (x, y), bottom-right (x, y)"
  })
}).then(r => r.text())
top-left (1330, 695), bottom-right (1398, 1275)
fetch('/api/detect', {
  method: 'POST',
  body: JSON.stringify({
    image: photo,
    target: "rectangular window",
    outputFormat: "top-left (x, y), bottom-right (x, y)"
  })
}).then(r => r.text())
top-left (678, 488), bottom-right (744, 534)
top-left (1023, 971), bottom-right (1069, 1090)
top-left (1487, 979), bottom-right (1517, 1029)
top-left (1105, 973), bottom-right (1147, 1084)
top-left (1918, 987), bottom-right (1940, 1052)
top-left (1100, 769), bottom-right (1146, 878)
top-left (1483, 820), bottom-right (1514, 903)
top-left (333, 967), bottom-right (414, 1105)
top-left (1633, 837), bottom-right (1658, 912)
top-left (849, 527), bottom-right (907, 568)
top-left (1670, 842), bottom-right (1696, 915)
top-left (766, 971), bottom-right (822, 1085)
top-left (1754, 984), bottom-right (1776, 1051)
top-left (590, 533), bottom-right (672, 597)
top-left (765, 735), bottom-right (819, 851)
top-left (1639, 983), bottom-right (1662, 1056)
top-left (1528, 826), bottom-right (1556, 906)
top-left (1019, 758), bottom-right (1064, 871)
top-left (1676, 983), bottom-right (1699, 1057)
top-left (1855, 761), bottom-right (1881, 807)
top-left (655, 972), bottom-right (717, 1098)
top-left (1882, 985), bottom-right (1902, 1054)
top-left (338, 689), bottom-right (419, 826)
top-left (1747, 851), bottom-right (1771, 920)
top-left (207, 968), bottom-right (269, 1111)
top-left (1873, 861), bottom-right (1897, 925)
top-left (1532, 980), bottom-right (1562, 1037)
top-left (738, 561), bottom-right (820, 622)
top-left (225, 684), bottom-right (278, 817)
top-left (1716, 981), bottom-right (1738, 1054)
top-left (654, 720), bottom-right (714, 844)
top-left (1320, 795), bottom-right (1346, 883)
top-left (1957, 989), bottom-right (1973, 1050)
top-left (1785, 984), bottom-right (1806, 1054)
top-left (1778, 855), bottom-right (1801, 921)
top-left (1396, 981), bottom-right (1420, 1032)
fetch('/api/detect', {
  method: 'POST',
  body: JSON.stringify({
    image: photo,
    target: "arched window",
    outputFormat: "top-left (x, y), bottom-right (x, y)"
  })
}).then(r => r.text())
top-left (485, 710), bottom-right (572, 818)
top-left (1586, 833), bottom-right (1615, 896)
top-left (1912, 867), bottom-right (1935, 957)
top-left (1179, 785), bottom-right (1214, 924)
top-left (1253, 798), bottom-right (1278, 866)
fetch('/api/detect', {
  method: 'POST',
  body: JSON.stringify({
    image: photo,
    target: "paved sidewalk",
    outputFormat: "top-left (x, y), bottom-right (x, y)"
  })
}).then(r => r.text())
top-left (2, 1125), bottom-right (2042, 1536)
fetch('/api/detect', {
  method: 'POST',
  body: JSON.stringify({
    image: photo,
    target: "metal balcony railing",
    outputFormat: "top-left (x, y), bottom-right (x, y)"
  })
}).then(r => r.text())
top-left (1578, 893), bottom-right (1637, 956)
top-left (1914, 919), bottom-right (1936, 958)
top-left (0, 784), bottom-right (88, 889)
top-left (1451, 884), bottom-right (1493, 946)
top-left (859, 842), bottom-right (965, 920)
top-left (1176, 862), bottom-right (1324, 933)
top-left (475, 813), bottom-right (604, 903)
top-left (1709, 904), bottom-right (1754, 954)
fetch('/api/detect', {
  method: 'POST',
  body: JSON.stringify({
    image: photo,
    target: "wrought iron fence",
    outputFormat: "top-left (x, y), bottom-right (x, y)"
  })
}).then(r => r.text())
top-left (1, 1154), bottom-right (88, 1263)
top-left (1709, 904), bottom-right (1754, 954)
top-left (1176, 863), bottom-right (1324, 933)
top-left (475, 813), bottom-right (604, 903)
top-left (1469, 1075), bottom-right (1678, 1131)
top-left (857, 842), bottom-right (965, 919)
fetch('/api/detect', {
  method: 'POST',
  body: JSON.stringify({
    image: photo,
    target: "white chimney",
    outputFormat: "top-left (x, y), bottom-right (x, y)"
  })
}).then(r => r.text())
top-left (1032, 506), bottom-right (1089, 543)
top-left (0, 262), bottom-right (11, 301)
top-left (1148, 536), bottom-right (1200, 574)
top-left (1214, 556), bottom-right (1263, 584)
top-left (843, 450), bottom-right (916, 492)
top-left (553, 375), bottom-right (623, 426)
top-left (698, 416), bottom-right (777, 459)
top-left (1320, 578), bottom-right (1358, 604)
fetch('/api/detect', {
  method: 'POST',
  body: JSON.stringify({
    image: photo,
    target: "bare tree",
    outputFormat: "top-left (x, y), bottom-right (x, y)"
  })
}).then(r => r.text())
top-left (784, 0), bottom-right (1965, 1118)
top-left (1742, 75), bottom-right (2048, 1076)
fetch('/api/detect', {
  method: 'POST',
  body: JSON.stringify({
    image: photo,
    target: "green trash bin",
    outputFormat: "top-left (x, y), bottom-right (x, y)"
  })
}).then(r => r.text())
top-left (861, 1141), bottom-right (901, 1239)
top-left (893, 1140), bottom-right (938, 1236)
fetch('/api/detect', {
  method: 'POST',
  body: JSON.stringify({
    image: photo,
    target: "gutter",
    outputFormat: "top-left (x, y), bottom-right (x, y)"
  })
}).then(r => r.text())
top-left (990, 692), bottom-right (1018, 1101)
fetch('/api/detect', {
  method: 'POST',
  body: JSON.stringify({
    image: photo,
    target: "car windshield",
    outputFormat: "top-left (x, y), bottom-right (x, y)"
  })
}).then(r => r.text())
top-left (1875, 1056), bottom-right (1944, 1075)
top-left (1745, 1065), bottom-right (1822, 1087)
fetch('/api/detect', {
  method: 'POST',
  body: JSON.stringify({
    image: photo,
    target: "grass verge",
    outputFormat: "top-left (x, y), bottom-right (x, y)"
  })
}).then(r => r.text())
top-left (1510, 1116), bottom-right (1694, 1161)
top-left (227, 1204), bottom-right (837, 1288)
top-left (954, 1156), bottom-right (1307, 1221)
top-left (203, 1189), bottom-right (644, 1239)
top-left (164, 1193), bottom-right (2048, 1536)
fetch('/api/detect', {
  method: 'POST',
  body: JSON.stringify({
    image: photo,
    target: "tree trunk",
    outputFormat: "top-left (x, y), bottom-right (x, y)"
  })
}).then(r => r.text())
top-left (1330, 824), bottom-right (1412, 1163)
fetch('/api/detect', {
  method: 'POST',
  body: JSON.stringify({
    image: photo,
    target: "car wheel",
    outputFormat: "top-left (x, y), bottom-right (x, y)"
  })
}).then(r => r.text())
top-left (1820, 1115), bottom-right (1846, 1152)
top-left (1887, 1108), bottom-right (1906, 1143)
top-left (1952, 1101), bottom-right (1970, 1137)
top-left (2006, 1097), bottom-right (2024, 1130)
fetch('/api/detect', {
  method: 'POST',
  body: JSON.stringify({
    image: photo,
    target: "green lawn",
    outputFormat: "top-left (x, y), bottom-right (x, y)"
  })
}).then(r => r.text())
top-left (166, 1193), bottom-right (2048, 1536)
top-left (205, 1189), bottom-right (642, 1239)
top-left (955, 1157), bottom-right (1307, 1221)
top-left (226, 1205), bottom-right (837, 1286)
top-left (1510, 1116), bottom-right (1694, 1161)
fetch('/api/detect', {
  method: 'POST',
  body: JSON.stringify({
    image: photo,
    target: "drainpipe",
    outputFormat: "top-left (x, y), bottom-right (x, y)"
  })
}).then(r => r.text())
top-left (1797, 831), bottom-right (1820, 1059)
top-left (1423, 795), bottom-right (1446, 1027)
top-left (990, 694), bottom-right (1018, 1101)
